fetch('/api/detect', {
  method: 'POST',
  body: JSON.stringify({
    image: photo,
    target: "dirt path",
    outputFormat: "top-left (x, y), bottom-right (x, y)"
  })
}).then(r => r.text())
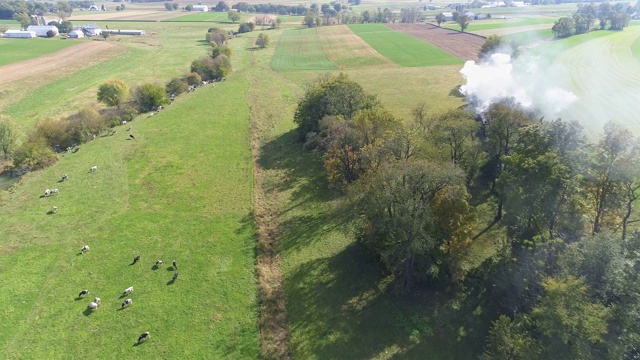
top-left (0, 41), bottom-right (116, 85)
top-left (387, 23), bottom-right (486, 61)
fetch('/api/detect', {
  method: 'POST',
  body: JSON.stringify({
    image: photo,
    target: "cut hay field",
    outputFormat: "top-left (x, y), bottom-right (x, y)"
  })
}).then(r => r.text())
top-left (348, 24), bottom-right (463, 67)
top-left (316, 25), bottom-right (395, 69)
top-left (0, 38), bottom-right (82, 67)
top-left (271, 28), bottom-right (337, 71)
top-left (0, 39), bottom-right (258, 358)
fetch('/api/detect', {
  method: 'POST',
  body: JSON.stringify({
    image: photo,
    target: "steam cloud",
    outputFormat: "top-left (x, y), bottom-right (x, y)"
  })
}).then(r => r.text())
top-left (459, 53), bottom-right (578, 118)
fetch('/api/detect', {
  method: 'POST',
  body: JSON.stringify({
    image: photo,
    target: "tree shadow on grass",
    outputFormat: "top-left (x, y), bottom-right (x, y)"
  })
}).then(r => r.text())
top-left (287, 242), bottom-right (492, 358)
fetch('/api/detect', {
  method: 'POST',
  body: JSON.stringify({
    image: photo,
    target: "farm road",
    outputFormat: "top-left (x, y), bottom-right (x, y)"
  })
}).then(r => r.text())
top-left (387, 23), bottom-right (485, 61)
top-left (0, 41), bottom-right (115, 85)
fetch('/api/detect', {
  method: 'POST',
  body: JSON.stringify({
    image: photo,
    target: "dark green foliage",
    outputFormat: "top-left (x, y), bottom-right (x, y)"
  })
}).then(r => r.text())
top-left (237, 21), bottom-right (254, 33)
top-left (293, 73), bottom-right (380, 142)
top-left (211, 44), bottom-right (231, 58)
top-left (185, 4), bottom-right (192, 11)
top-left (214, 1), bottom-right (228, 11)
top-left (190, 56), bottom-right (228, 81)
top-left (166, 77), bottom-right (188, 95)
top-left (479, 35), bottom-right (519, 61)
top-left (133, 83), bottom-right (168, 113)
top-left (185, 72), bottom-right (201, 86)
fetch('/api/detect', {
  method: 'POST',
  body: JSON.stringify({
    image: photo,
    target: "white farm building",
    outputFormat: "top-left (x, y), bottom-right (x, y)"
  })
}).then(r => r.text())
top-left (193, 5), bottom-right (208, 11)
top-left (68, 30), bottom-right (85, 38)
top-left (3, 30), bottom-right (37, 38)
top-left (27, 25), bottom-right (59, 37)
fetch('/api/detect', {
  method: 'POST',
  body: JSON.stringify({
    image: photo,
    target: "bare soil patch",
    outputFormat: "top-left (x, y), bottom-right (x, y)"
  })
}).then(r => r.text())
top-left (387, 23), bottom-right (486, 61)
top-left (0, 41), bottom-right (117, 85)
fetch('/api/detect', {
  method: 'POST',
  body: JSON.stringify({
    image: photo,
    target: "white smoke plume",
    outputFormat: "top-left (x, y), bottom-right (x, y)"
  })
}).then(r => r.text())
top-left (459, 52), bottom-right (578, 119)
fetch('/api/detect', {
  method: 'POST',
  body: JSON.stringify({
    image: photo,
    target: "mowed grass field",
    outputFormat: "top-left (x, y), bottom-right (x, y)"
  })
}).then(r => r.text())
top-left (316, 25), bottom-right (395, 69)
top-left (0, 38), bottom-right (82, 66)
top-left (271, 28), bottom-right (337, 70)
top-left (348, 24), bottom-right (463, 66)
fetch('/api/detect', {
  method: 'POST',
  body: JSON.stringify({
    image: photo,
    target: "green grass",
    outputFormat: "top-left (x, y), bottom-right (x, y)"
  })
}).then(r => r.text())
top-left (1, 21), bottom-right (214, 131)
top-left (0, 38), bottom-right (82, 67)
top-left (442, 16), bottom-right (556, 32)
top-left (632, 35), bottom-right (640, 61)
top-left (503, 28), bottom-right (554, 46)
top-left (271, 28), bottom-right (338, 71)
top-left (0, 37), bottom-right (258, 358)
top-left (348, 24), bottom-right (463, 67)
top-left (164, 11), bottom-right (245, 22)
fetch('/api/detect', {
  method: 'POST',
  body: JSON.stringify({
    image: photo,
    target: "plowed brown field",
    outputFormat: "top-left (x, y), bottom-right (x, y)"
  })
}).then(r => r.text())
top-left (387, 23), bottom-right (485, 61)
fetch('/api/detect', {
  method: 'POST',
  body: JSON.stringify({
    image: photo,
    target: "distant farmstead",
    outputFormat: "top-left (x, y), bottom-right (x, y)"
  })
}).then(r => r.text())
top-left (68, 30), bottom-right (85, 38)
top-left (27, 25), bottom-right (59, 37)
top-left (73, 24), bottom-right (102, 36)
top-left (3, 30), bottom-right (37, 38)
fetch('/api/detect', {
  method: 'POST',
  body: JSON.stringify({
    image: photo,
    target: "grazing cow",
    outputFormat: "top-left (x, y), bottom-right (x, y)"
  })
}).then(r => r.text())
top-left (129, 134), bottom-right (136, 140)
top-left (121, 120), bottom-right (127, 125)
top-left (92, 134), bottom-right (97, 140)
top-left (127, 125), bottom-right (133, 131)
top-left (94, 297), bottom-right (101, 304)
top-left (132, 255), bottom-right (141, 264)
top-left (121, 298), bottom-right (132, 309)
top-left (52, 206), bottom-right (58, 213)
top-left (123, 286), bottom-right (134, 295)
top-left (156, 260), bottom-right (163, 267)
top-left (172, 272), bottom-right (178, 281)
top-left (50, 189), bottom-right (59, 195)
top-left (88, 301), bottom-right (98, 310)
top-left (148, 112), bottom-right (155, 118)
top-left (81, 245), bottom-right (89, 253)
top-left (90, 166), bottom-right (97, 173)
top-left (172, 260), bottom-right (177, 269)
top-left (62, 174), bottom-right (68, 182)
top-left (138, 332), bottom-right (150, 343)
top-left (78, 290), bottom-right (90, 298)
top-left (44, 189), bottom-right (50, 196)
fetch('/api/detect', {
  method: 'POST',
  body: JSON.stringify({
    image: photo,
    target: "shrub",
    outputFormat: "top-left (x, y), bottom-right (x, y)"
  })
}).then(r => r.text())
top-left (46, 30), bottom-right (55, 37)
top-left (212, 44), bottom-right (232, 58)
top-left (185, 4), bottom-right (193, 11)
top-left (190, 57), bottom-right (228, 81)
top-left (238, 22), bottom-right (255, 33)
top-left (206, 27), bottom-right (228, 46)
top-left (166, 77), bottom-right (189, 95)
top-left (12, 140), bottom-right (58, 171)
top-left (133, 83), bottom-right (169, 113)
top-left (185, 72), bottom-right (201, 86)
top-left (255, 33), bottom-right (269, 48)
top-left (66, 106), bottom-right (107, 144)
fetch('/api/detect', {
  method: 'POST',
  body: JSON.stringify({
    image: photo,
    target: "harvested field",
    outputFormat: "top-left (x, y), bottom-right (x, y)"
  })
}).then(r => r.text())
top-left (387, 23), bottom-right (486, 61)
top-left (0, 41), bottom-right (117, 85)
top-left (316, 26), bottom-right (395, 69)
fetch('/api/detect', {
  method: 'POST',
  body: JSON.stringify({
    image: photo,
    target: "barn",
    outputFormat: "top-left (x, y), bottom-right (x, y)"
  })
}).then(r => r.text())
top-left (26, 25), bottom-right (59, 37)
top-left (3, 30), bottom-right (37, 38)
top-left (73, 24), bottom-right (102, 36)
top-left (193, 5), bottom-right (208, 11)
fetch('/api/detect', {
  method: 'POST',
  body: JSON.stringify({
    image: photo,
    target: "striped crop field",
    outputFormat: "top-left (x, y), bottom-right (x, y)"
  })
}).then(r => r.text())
top-left (271, 28), bottom-right (338, 71)
top-left (348, 24), bottom-right (463, 67)
top-left (316, 25), bottom-right (395, 69)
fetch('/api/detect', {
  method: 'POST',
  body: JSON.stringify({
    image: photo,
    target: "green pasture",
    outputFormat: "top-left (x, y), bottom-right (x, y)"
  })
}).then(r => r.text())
top-left (0, 38), bottom-right (83, 67)
top-left (0, 43), bottom-right (258, 358)
top-left (1, 21), bottom-right (214, 130)
top-left (632, 35), bottom-right (640, 60)
top-left (271, 28), bottom-right (337, 71)
top-left (503, 28), bottom-right (554, 45)
top-left (348, 24), bottom-right (463, 66)
top-left (441, 16), bottom-right (556, 32)
top-left (164, 11), bottom-right (246, 22)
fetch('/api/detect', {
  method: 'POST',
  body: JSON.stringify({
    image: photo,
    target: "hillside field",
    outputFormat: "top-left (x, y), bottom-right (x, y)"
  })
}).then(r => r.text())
top-left (2, 3), bottom-right (640, 358)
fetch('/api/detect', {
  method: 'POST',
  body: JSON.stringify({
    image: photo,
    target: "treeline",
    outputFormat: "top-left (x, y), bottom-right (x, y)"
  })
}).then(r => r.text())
top-left (552, 1), bottom-right (637, 37)
top-left (294, 72), bottom-right (640, 357)
top-left (0, 29), bottom-right (233, 178)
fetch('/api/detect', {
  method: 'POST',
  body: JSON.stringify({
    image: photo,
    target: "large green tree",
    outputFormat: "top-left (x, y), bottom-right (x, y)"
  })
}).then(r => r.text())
top-left (349, 159), bottom-right (470, 292)
top-left (133, 83), bottom-right (168, 113)
top-left (293, 73), bottom-right (380, 143)
top-left (456, 14), bottom-right (470, 32)
top-left (478, 35), bottom-right (519, 61)
top-left (97, 79), bottom-right (129, 109)
top-left (227, 10), bottom-right (240, 23)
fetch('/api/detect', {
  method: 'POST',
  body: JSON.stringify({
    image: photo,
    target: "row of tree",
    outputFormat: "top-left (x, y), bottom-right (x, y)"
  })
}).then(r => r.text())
top-left (552, 2), bottom-right (636, 37)
top-left (293, 68), bottom-right (640, 356)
